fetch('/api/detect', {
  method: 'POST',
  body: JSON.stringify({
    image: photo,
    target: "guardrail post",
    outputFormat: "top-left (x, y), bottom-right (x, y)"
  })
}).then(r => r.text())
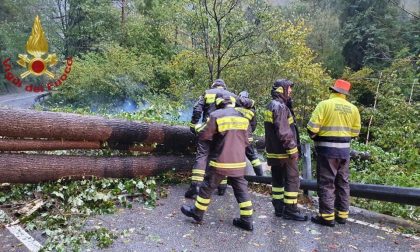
top-left (302, 143), bottom-right (312, 196)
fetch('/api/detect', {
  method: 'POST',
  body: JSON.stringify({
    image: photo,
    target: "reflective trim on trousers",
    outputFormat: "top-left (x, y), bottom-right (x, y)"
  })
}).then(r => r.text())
top-left (336, 210), bottom-right (349, 219)
top-left (320, 213), bottom-right (335, 221)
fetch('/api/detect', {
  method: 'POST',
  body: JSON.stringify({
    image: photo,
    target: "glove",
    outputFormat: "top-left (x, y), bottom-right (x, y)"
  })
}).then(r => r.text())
top-left (254, 165), bottom-right (263, 176)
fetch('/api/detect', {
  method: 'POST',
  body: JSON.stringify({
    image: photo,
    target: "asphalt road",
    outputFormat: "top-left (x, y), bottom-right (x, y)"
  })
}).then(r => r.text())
top-left (0, 92), bottom-right (42, 109)
top-left (1, 185), bottom-right (419, 252)
top-left (83, 185), bottom-right (419, 252)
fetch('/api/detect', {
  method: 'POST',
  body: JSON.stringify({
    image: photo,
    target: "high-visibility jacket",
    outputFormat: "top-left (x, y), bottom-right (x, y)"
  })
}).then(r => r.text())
top-left (235, 96), bottom-right (257, 142)
top-left (198, 106), bottom-right (250, 177)
top-left (264, 96), bottom-right (298, 166)
top-left (190, 87), bottom-right (237, 128)
top-left (307, 93), bottom-right (361, 159)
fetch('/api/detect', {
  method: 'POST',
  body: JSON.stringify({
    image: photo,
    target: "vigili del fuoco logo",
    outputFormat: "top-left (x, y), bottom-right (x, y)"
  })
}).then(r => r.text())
top-left (2, 15), bottom-right (73, 92)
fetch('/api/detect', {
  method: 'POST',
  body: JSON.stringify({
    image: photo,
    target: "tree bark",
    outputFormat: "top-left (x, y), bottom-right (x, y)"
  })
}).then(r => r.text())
top-left (0, 139), bottom-right (101, 151)
top-left (0, 153), bottom-right (195, 183)
top-left (0, 108), bottom-right (195, 151)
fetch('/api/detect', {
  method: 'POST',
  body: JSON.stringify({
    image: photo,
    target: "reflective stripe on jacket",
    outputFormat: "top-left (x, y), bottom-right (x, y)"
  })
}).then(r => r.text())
top-left (307, 93), bottom-right (361, 158)
top-left (198, 107), bottom-right (250, 177)
top-left (264, 98), bottom-right (298, 166)
top-left (190, 87), bottom-right (237, 125)
top-left (235, 105), bottom-right (257, 138)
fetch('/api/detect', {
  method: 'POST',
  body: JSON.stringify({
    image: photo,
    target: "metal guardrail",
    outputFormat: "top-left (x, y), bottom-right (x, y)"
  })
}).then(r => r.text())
top-left (34, 92), bottom-right (51, 103)
top-left (244, 175), bottom-right (420, 206)
top-left (248, 142), bottom-right (420, 206)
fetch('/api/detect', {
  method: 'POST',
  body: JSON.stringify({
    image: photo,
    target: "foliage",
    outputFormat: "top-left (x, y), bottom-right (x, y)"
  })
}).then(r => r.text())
top-left (43, 89), bottom-right (188, 125)
top-left (343, 59), bottom-right (419, 171)
top-left (46, 44), bottom-right (157, 108)
top-left (339, 0), bottom-right (419, 71)
top-left (350, 142), bottom-right (419, 222)
top-left (283, 0), bottom-right (346, 76)
top-left (0, 177), bottom-right (158, 251)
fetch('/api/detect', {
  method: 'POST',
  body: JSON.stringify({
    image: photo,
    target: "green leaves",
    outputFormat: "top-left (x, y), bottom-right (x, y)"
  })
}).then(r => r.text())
top-left (0, 177), bottom-right (160, 250)
top-left (350, 141), bottom-right (420, 222)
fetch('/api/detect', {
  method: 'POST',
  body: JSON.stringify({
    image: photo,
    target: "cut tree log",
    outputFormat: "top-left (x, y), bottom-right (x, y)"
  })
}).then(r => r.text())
top-left (0, 139), bottom-right (101, 151)
top-left (0, 108), bottom-right (195, 152)
top-left (0, 153), bottom-right (195, 183)
top-left (0, 139), bottom-right (178, 153)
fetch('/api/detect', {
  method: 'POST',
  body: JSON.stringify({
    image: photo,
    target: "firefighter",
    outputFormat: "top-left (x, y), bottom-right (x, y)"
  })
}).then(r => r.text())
top-left (181, 93), bottom-right (254, 231)
top-left (264, 79), bottom-right (307, 221)
top-left (308, 79), bottom-right (361, 227)
top-left (235, 91), bottom-right (263, 176)
top-left (185, 79), bottom-right (237, 199)
top-left (215, 91), bottom-right (264, 196)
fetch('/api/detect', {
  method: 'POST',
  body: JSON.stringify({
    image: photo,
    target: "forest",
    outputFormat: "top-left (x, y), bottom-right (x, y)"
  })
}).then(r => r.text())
top-left (0, 0), bottom-right (419, 247)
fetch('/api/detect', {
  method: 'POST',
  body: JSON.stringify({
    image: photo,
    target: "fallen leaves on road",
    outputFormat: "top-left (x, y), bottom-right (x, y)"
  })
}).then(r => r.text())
top-left (16, 198), bottom-right (44, 217)
top-left (327, 243), bottom-right (339, 250)
top-left (348, 244), bottom-right (358, 250)
top-left (306, 227), bottom-right (321, 235)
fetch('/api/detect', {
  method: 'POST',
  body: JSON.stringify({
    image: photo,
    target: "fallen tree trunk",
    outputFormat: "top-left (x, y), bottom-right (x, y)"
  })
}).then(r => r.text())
top-left (0, 139), bottom-right (101, 151)
top-left (0, 108), bottom-right (195, 151)
top-left (0, 139), bottom-right (164, 153)
top-left (0, 153), bottom-right (195, 183)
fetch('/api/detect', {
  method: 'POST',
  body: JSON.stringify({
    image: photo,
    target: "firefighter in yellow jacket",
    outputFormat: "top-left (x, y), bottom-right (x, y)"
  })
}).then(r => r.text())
top-left (181, 93), bottom-right (254, 231)
top-left (264, 79), bottom-right (307, 221)
top-left (308, 79), bottom-right (361, 227)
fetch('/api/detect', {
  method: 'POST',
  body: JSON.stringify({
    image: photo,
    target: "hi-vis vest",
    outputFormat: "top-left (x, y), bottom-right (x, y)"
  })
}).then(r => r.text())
top-left (307, 93), bottom-right (361, 158)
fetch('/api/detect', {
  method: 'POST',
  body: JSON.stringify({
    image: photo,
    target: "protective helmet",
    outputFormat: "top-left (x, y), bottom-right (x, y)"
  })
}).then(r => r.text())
top-left (271, 79), bottom-right (294, 100)
top-left (330, 79), bottom-right (351, 95)
top-left (215, 93), bottom-right (233, 108)
top-left (211, 79), bottom-right (226, 89)
top-left (239, 91), bottom-right (249, 98)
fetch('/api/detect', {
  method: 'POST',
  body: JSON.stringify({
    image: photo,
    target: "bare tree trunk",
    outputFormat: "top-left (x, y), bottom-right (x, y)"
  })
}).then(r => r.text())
top-left (0, 108), bottom-right (195, 151)
top-left (120, 0), bottom-right (126, 28)
top-left (0, 154), bottom-right (195, 183)
top-left (366, 72), bottom-right (382, 145)
top-left (408, 78), bottom-right (417, 104)
top-left (366, 72), bottom-right (382, 144)
top-left (0, 139), bottom-right (101, 151)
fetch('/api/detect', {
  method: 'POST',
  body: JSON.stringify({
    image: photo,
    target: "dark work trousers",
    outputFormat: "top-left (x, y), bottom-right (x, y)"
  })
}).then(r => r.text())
top-left (214, 145), bottom-right (260, 188)
top-left (316, 155), bottom-right (350, 215)
top-left (194, 169), bottom-right (253, 220)
top-left (271, 159), bottom-right (300, 205)
top-left (190, 139), bottom-right (210, 184)
top-left (245, 145), bottom-right (262, 174)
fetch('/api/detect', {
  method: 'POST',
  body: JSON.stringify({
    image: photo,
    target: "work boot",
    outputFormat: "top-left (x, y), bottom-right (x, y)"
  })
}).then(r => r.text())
top-left (335, 216), bottom-right (347, 224)
top-left (184, 182), bottom-right (199, 199)
top-left (217, 184), bottom-right (227, 196)
top-left (272, 200), bottom-right (284, 217)
top-left (181, 205), bottom-right (203, 222)
top-left (233, 218), bottom-right (253, 231)
top-left (311, 215), bottom-right (335, 227)
top-left (283, 204), bottom-right (308, 221)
